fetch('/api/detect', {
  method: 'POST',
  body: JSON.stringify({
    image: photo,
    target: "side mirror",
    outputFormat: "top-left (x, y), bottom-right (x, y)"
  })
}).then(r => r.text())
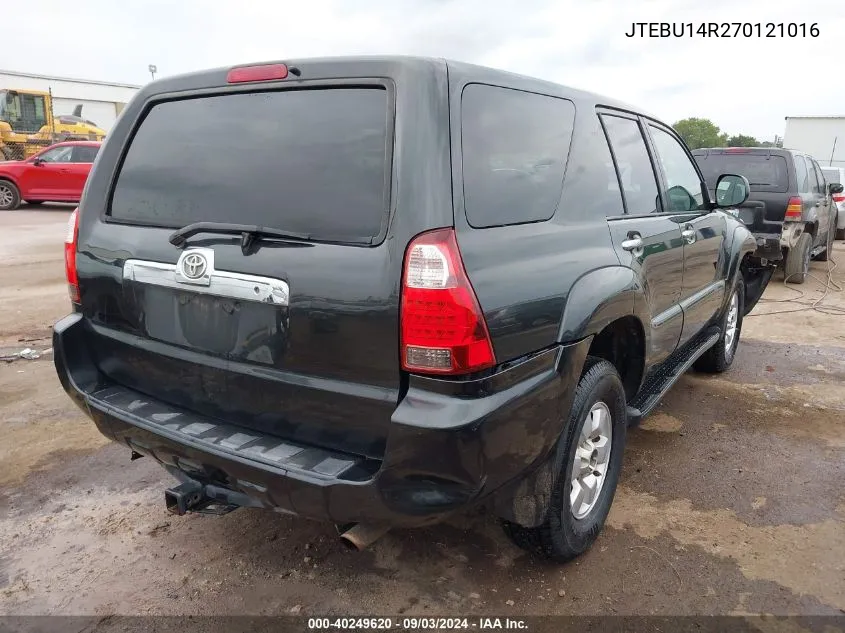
top-left (32, 158), bottom-right (45, 166)
top-left (830, 182), bottom-right (844, 195)
top-left (715, 173), bottom-right (750, 208)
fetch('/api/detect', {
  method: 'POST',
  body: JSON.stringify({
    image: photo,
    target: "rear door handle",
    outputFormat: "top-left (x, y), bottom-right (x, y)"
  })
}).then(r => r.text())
top-left (621, 235), bottom-right (643, 251)
top-left (682, 226), bottom-right (696, 243)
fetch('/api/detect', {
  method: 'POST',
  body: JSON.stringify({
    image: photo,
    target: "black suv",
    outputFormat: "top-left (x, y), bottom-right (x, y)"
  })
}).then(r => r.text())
top-left (54, 57), bottom-right (772, 561)
top-left (693, 148), bottom-right (842, 283)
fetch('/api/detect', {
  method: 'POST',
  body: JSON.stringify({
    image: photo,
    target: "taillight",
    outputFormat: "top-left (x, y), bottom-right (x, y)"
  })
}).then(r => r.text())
top-left (785, 197), bottom-right (803, 220)
top-left (400, 228), bottom-right (496, 375)
top-left (65, 208), bottom-right (80, 304)
top-left (226, 64), bottom-right (288, 83)
top-left (833, 193), bottom-right (845, 203)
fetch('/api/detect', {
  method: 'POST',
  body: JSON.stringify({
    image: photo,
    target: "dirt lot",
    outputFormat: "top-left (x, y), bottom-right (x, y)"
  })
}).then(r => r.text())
top-left (1, 207), bottom-right (844, 618)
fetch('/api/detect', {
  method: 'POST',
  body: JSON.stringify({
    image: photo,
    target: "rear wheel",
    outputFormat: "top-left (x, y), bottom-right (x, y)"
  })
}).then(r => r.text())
top-left (0, 180), bottom-right (21, 211)
top-left (694, 281), bottom-right (743, 373)
top-left (501, 357), bottom-right (626, 562)
top-left (784, 233), bottom-right (812, 284)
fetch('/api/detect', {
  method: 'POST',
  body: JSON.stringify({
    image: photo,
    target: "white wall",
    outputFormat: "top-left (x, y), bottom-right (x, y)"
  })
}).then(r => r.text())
top-left (783, 117), bottom-right (845, 168)
top-left (0, 70), bottom-right (140, 132)
top-left (52, 98), bottom-right (121, 130)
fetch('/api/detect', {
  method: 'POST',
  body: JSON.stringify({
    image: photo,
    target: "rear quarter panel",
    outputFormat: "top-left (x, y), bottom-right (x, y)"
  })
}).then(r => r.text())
top-left (446, 65), bottom-right (626, 364)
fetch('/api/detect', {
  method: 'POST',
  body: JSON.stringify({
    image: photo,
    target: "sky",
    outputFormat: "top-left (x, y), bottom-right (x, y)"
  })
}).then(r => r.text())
top-left (4, 0), bottom-right (844, 141)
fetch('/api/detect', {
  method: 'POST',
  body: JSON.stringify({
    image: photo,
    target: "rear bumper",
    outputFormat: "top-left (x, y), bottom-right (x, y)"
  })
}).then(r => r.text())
top-left (53, 313), bottom-right (588, 527)
top-left (750, 233), bottom-right (783, 263)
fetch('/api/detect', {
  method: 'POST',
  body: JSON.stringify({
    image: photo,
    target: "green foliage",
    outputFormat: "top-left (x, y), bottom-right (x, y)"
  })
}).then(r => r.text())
top-left (726, 134), bottom-right (759, 147)
top-left (673, 118), bottom-right (728, 150)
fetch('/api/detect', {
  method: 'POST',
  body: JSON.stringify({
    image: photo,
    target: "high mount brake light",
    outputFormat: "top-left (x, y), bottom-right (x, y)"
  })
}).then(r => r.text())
top-left (400, 228), bottom-right (496, 375)
top-left (226, 64), bottom-right (289, 83)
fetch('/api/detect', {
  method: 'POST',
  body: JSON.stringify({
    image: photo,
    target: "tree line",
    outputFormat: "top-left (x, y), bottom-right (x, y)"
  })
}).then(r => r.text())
top-left (672, 118), bottom-right (780, 150)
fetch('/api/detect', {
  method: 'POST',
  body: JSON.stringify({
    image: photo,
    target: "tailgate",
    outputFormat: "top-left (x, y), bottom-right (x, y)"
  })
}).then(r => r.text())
top-left (736, 193), bottom-right (788, 233)
top-left (74, 61), bottom-right (452, 460)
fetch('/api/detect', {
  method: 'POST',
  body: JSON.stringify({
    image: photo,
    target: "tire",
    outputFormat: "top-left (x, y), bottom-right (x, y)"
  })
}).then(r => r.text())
top-left (694, 280), bottom-right (744, 373)
top-left (0, 180), bottom-right (21, 211)
top-left (817, 220), bottom-right (834, 262)
top-left (501, 357), bottom-right (627, 562)
top-left (837, 227), bottom-right (845, 241)
top-left (784, 233), bottom-right (812, 284)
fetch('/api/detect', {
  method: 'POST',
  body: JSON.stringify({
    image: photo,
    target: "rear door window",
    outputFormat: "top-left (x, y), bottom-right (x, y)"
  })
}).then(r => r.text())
top-left (461, 84), bottom-right (575, 228)
top-left (110, 88), bottom-right (391, 244)
top-left (804, 157), bottom-right (821, 194)
top-left (795, 156), bottom-right (810, 193)
top-left (601, 115), bottom-right (661, 215)
top-left (72, 145), bottom-right (99, 163)
top-left (695, 153), bottom-right (789, 193)
top-left (811, 159), bottom-right (827, 193)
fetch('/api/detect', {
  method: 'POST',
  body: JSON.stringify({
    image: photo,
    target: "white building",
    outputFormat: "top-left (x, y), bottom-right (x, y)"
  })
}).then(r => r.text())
top-left (783, 116), bottom-right (845, 168)
top-left (0, 69), bottom-right (141, 132)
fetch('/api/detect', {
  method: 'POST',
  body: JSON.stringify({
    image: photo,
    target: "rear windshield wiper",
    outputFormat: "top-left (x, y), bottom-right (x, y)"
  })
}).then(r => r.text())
top-left (169, 222), bottom-right (311, 254)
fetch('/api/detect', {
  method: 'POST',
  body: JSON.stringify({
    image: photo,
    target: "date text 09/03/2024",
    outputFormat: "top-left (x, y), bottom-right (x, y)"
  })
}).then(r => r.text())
top-left (625, 22), bottom-right (820, 38)
top-left (307, 618), bottom-right (529, 630)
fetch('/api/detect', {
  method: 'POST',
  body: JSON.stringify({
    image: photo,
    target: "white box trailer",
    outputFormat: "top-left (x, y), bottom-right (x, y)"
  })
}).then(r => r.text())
top-left (783, 116), bottom-right (845, 168)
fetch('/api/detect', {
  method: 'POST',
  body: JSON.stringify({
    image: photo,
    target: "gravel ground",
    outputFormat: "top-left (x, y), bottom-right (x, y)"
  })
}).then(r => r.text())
top-left (1, 207), bottom-right (844, 619)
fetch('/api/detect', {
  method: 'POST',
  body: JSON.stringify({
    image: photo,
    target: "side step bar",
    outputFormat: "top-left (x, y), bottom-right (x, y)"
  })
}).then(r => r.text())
top-left (627, 326), bottom-right (721, 427)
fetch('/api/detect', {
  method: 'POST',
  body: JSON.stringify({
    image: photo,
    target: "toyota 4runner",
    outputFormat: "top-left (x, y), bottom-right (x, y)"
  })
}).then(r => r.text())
top-left (53, 57), bottom-right (774, 561)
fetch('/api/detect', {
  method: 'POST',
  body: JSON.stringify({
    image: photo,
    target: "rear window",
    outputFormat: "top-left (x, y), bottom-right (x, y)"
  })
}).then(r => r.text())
top-left (461, 84), bottom-right (575, 228)
top-left (693, 153), bottom-right (789, 193)
top-left (110, 88), bottom-right (391, 244)
top-left (822, 168), bottom-right (841, 184)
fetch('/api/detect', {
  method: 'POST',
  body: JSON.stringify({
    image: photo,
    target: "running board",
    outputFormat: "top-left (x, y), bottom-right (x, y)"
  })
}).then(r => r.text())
top-left (627, 326), bottom-right (721, 427)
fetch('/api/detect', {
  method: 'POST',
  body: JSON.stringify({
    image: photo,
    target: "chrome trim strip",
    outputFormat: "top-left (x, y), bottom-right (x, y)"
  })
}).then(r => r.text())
top-left (123, 250), bottom-right (289, 306)
top-left (651, 303), bottom-right (682, 328)
top-left (680, 280), bottom-right (725, 311)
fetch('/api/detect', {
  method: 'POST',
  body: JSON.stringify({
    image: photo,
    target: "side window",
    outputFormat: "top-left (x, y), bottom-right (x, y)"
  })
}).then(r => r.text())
top-left (461, 84), bottom-right (575, 228)
top-left (601, 114), bottom-right (661, 215)
top-left (805, 157), bottom-right (821, 194)
top-left (812, 160), bottom-right (827, 194)
top-left (37, 146), bottom-right (74, 163)
top-left (648, 125), bottom-right (706, 212)
top-left (71, 145), bottom-right (99, 163)
top-left (794, 155), bottom-right (810, 193)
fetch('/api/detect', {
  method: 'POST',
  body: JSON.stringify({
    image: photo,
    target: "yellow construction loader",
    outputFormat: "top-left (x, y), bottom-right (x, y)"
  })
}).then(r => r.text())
top-left (0, 89), bottom-right (106, 160)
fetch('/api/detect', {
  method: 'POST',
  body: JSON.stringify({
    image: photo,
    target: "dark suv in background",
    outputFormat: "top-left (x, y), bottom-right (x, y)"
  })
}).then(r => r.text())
top-left (54, 57), bottom-right (771, 562)
top-left (693, 148), bottom-right (842, 283)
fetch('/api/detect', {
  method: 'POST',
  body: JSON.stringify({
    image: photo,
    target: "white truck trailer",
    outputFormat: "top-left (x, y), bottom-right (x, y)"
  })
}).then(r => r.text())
top-left (783, 116), bottom-right (845, 168)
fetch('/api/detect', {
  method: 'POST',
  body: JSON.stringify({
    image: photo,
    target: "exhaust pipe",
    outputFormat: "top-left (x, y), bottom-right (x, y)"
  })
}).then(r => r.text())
top-left (338, 523), bottom-right (391, 551)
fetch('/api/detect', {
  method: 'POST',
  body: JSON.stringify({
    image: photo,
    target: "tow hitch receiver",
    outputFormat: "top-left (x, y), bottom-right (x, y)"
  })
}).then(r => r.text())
top-left (165, 480), bottom-right (248, 516)
top-left (165, 481), bottom-right (205, 515)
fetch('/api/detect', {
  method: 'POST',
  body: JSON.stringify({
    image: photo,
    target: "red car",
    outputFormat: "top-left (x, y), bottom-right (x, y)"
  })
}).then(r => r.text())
top-left (0, 141), bottom-right (101, 210)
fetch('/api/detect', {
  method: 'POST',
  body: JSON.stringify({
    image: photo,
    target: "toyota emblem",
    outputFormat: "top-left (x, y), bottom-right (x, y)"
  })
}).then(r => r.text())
top-left (181, 252), bottom-right (207, 280)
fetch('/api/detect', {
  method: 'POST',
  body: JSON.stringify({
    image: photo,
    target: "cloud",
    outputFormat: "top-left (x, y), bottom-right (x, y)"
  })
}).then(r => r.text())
top-left (4, 0), bottom-right (844, 140)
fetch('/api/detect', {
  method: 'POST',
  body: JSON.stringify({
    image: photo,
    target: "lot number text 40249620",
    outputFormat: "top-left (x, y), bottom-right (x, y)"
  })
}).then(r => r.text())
top-left (625, 22), bottom-right (820, 38)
